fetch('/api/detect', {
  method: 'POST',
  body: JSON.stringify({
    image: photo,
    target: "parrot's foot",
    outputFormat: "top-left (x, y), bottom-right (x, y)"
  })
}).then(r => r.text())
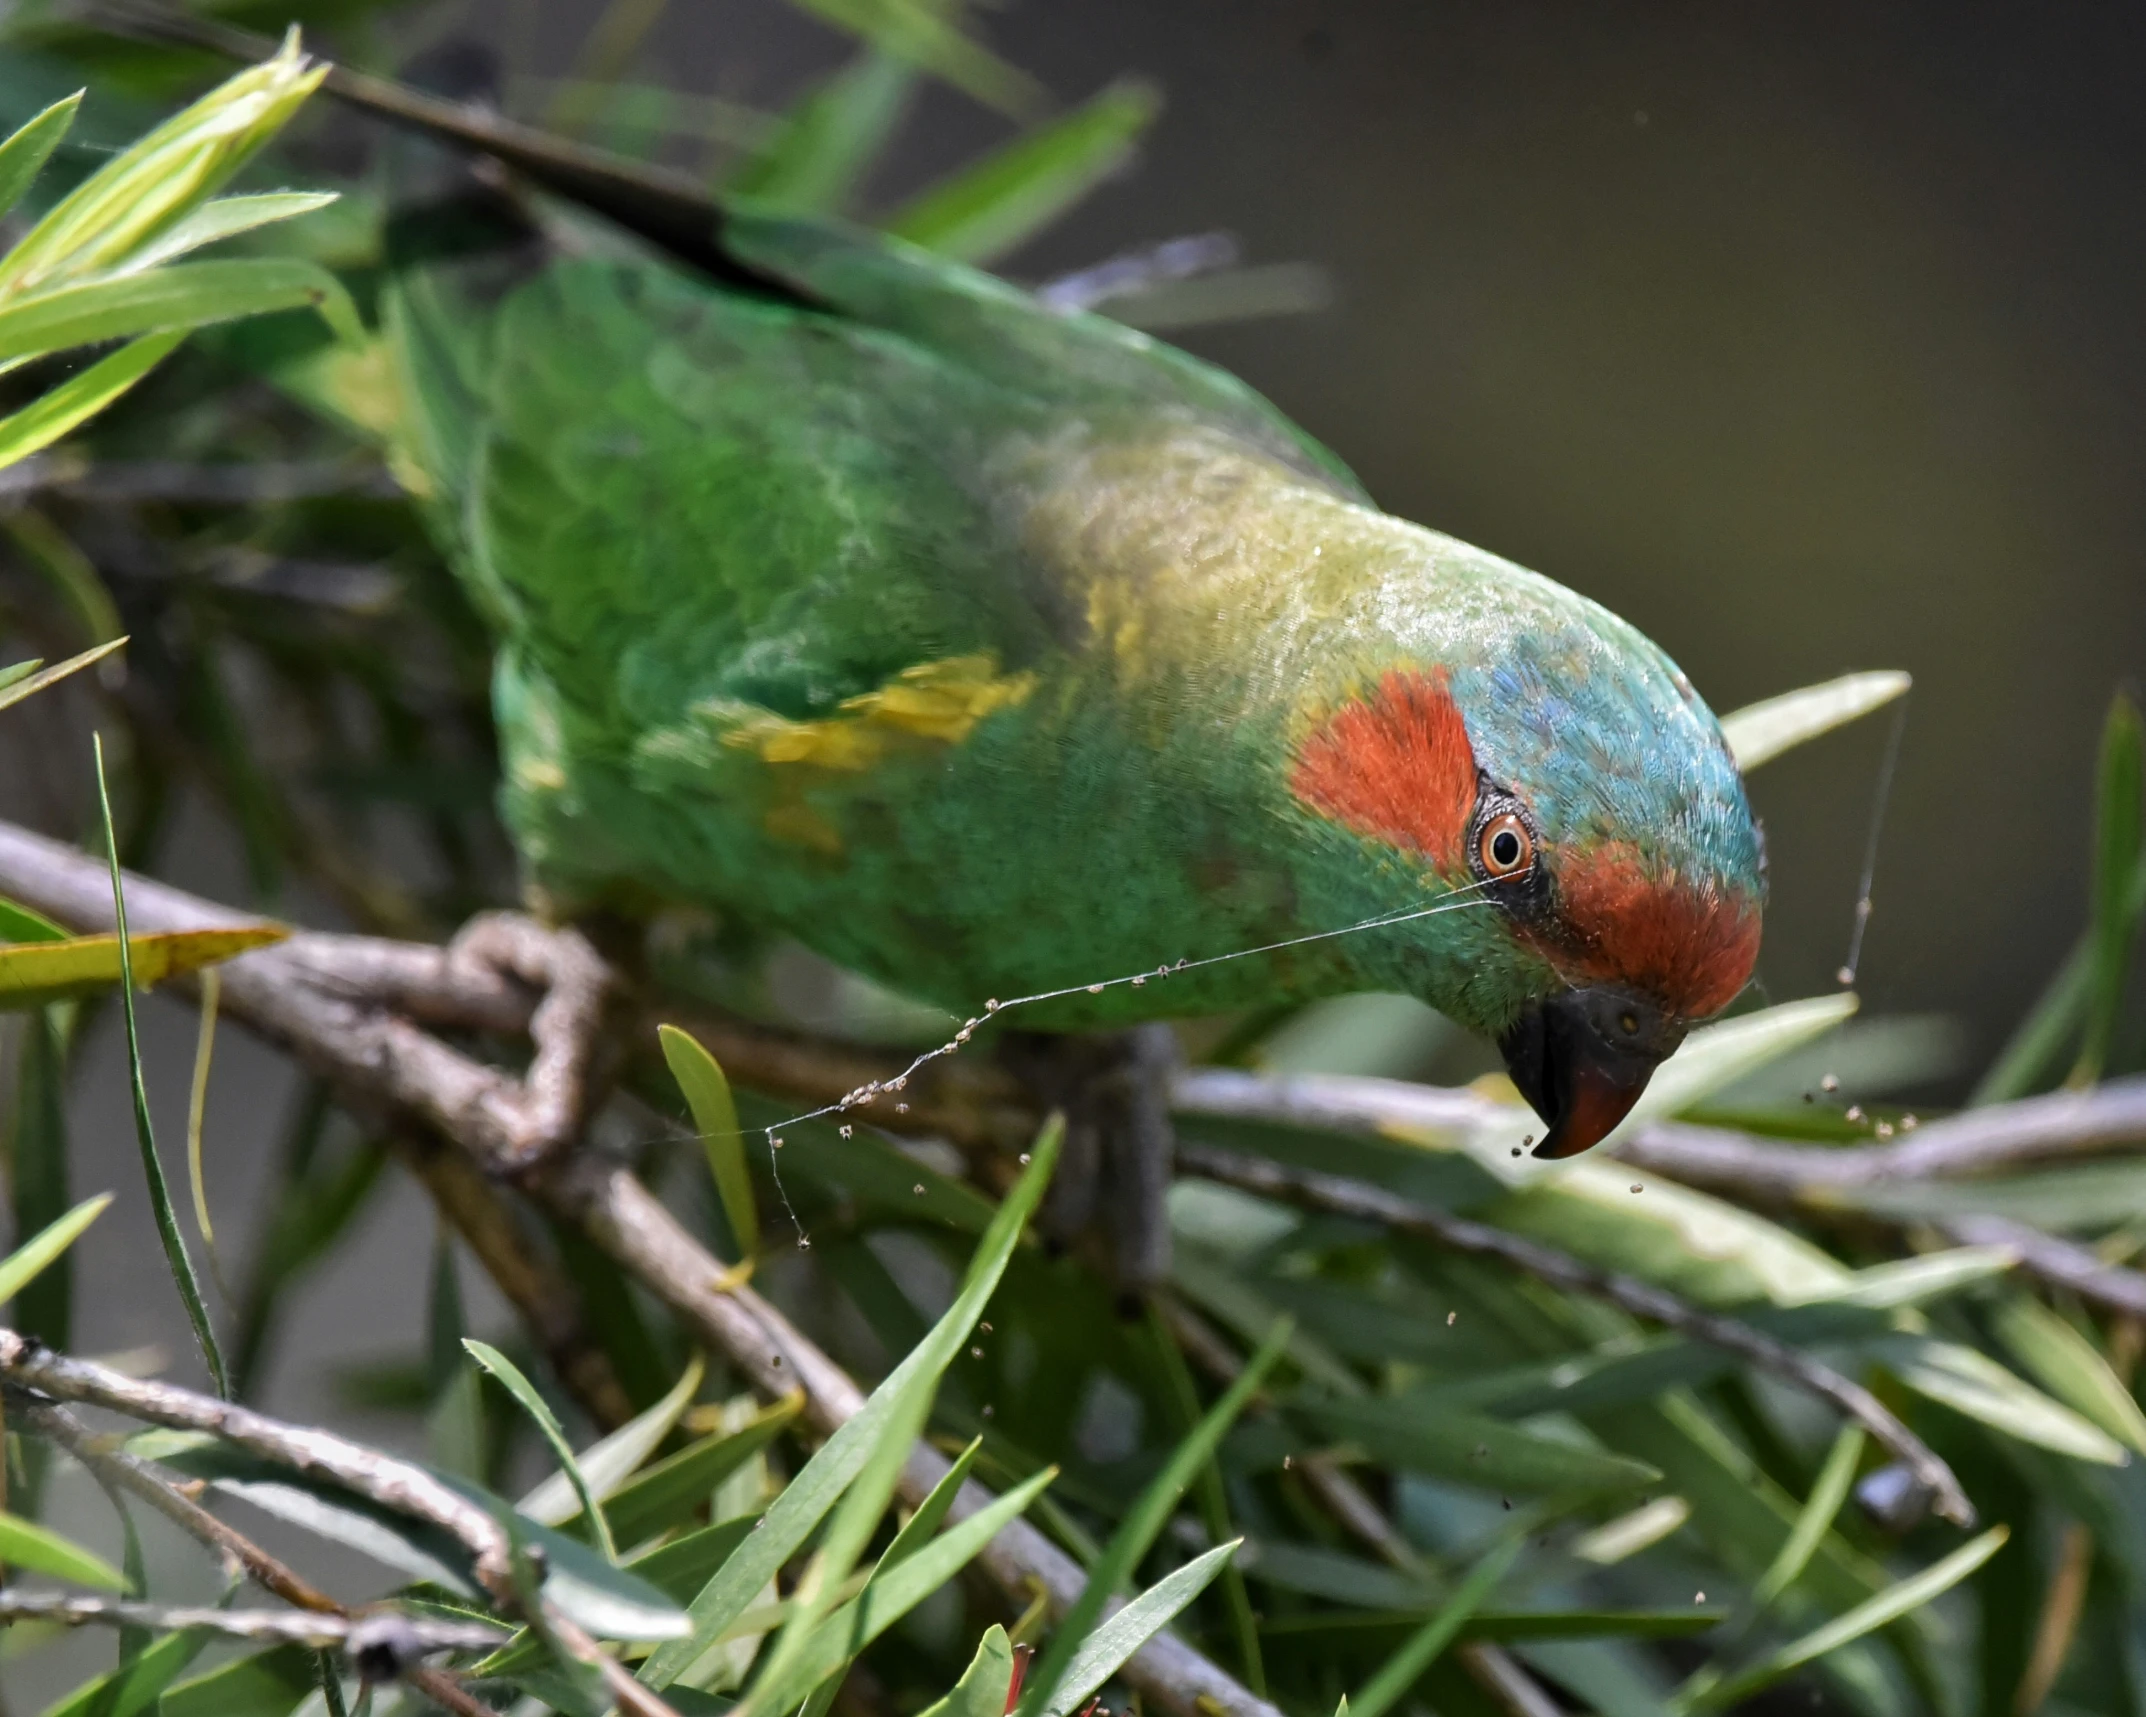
top-left (443, 912), bottom-right (619, 1173)
top-left (1001, 1025), bottom-right (1178, 1299)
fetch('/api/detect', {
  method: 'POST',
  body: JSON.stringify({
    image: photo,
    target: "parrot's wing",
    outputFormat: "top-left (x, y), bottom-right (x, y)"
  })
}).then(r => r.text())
top-left (707, 206), bottom-right (1368, 502)
top-left (420, 243), bottom-right (1065, 733)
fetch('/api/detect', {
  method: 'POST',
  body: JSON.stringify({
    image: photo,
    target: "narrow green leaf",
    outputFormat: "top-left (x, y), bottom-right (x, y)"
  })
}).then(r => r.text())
top-left (139, 1440), bottom-right (474, 1593)
top-left (95, 733), bottom-right (227, 1397)
top-left (1292, 1394), bottom-right (1660, 1496)
top-left (604, 1394), bottom-right (801, 1547)
top-left (886, 79), bottom-right (1161, 264)
top-left (1348, 1538), bottom-right (1521, 1717)
top-left (0, 1191), bottom-right (110, 1305)
top-left (1797, 1245), bottom-right (2020, 1310)
top-left (747, 1467), bottom-right (1058, 1716)
top-left (786, 0), bottom-right (1040, 114)
top-left (641, 1117), bottom-right (1063, 1690)
top-left (0, 258), bottom-right (362, 367)
top-left (9, 1007), bottom-right (73, 1370)
top-left (1616, 993), bottom-right (1860, 1143)
top-left (519, 1351), bottom-right (706, 1527)
top-left (1044, 1540), bottom-right (1243, 1717)
top-left (38, 1626), bottom-right (205, 1717)
top-left (729, 51), bottom-right (916, 212)
top-left (0, 504), bottom-right (120, 643)
top-left (1973, 842), bottom-right (2146, 1103)
top-left (660, 1023), bottom-right (759, 1262)
top-left (158, 1644), bottom-right (317, 1717)
top-left (1720, 671), bottom-right (1912, 772)
top-left (0, 36), bottom-right (324, 296)
top-left (0, 1507), bottom-right (129, 1589)
top-left (1750, 1426), bottom-right (1864, 1617)
top-left (1569, 1496), bottom-right (1693, 1566)
top-left (0, 330), bottom-right (185, 473)
top-left (915, 1624), bottom-right (1015, 1717)
top-left (780, 1442), bottom-right (992, 1717)
top-left (0, 924), bottom-right (286, 1009)
top-left (741, 1126), bottom-right (1059, 1713)
top-left (880, 1434), bottom-right (982, 1572)
top-left (0, 637), bottom-right (125, 714)
top-left (2073, 690), bottom-right (2144, 1084)
top-left (1687, 1527), bottom-right (2008, 1712)
top-left (465, 1338), bottom-right (618, 1562)
top-left (1878, 1336), bottom-right (2126, 1465)
top-left (0, 894), bottom-right (68, 941)
top-left (1018, 1318), bottom-right (1292, 1717)
top-left (119, 191), bottom-right (341, 273)
top-left (1152, 1310), bottom-right (1262, 1692)
top-left (1989, 1294), bottom-right (2146, 1457)
top-left (1263, 1608), bottom-right (1723, 1645)
top-left (0, 92), bottom-right (82, 224)
top-left (185, 969), bottom-right (222, 1288)
top-left (1239, 1540), bottom-right (1437, 1609)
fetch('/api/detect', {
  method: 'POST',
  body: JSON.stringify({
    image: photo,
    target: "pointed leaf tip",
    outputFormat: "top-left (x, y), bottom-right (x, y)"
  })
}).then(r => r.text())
top-left (1721, 671), bottom-right (1910, 772)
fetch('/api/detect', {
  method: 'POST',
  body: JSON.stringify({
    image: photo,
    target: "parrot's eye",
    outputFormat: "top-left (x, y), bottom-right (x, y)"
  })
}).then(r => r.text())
top-left (1478, 813), bottom-right (1533, 879)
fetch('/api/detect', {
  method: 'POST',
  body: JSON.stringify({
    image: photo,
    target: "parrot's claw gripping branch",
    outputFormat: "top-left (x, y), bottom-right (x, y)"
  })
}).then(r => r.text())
top-left (286, 908), bottom-right (621, 1173)
top-left (442, 910), bottom-right (619, 1171)
top-left (1005, 1024), bottom-right (1180, 1295)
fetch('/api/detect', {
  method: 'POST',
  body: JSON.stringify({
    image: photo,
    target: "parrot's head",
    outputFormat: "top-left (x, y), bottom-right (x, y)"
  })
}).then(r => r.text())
top-left (1285, 566), bottom-right (1764, 1158)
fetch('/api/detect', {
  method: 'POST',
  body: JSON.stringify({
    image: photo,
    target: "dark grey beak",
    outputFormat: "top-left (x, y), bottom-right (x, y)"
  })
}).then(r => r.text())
top-left (1499, 988), bottom-right (1685, 1159)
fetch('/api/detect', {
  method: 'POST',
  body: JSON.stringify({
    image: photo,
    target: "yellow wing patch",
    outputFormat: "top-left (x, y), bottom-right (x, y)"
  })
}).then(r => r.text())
top-left (719, 654), bottom-right (1037, 773)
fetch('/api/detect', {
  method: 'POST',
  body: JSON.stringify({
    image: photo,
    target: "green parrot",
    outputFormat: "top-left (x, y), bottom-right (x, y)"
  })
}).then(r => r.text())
top-left (262, 55), bottom-right (1765, 1227)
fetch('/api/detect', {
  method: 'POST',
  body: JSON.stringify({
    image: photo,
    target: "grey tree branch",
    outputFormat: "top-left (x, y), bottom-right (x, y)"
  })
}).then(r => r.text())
top-left (0, 1329), bottom-right (515, 1594)
top-left (9, 1391), bottom-right (339, 1612)
top-left (1172, 1068), bottom-right (2146, 1320)
top-left (0, 1332), bottom-right (679, 1716)
top-left (1172, 1067), bottom-right (2146, 1191)
top-left (9, 1391), bottom-right (497, 1717)
top-left (1172, 1140), bottom-right (1977, 1528)
top-left (0, 1590), bottom-right (505, 1654)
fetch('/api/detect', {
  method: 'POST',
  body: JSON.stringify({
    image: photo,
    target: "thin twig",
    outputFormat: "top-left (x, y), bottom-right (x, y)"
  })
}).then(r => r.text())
top-left (1173, 1067), bottom-right (2146, 1192)
top-left (1937, 1215), bottom-right (2146, 1319)
top-left (10, 1392), bottom-right (338, 1611)
top-left (1173, 1140), bottom-right (1977, 1527)
top-left (0, 1332), bottom-right (677, 1713)
top-left (1172, 1067), bottom-right (2146, 1317)
top-left (0, 1589), bottom-right (505, 1653)
top-left (0, 1329), bottom-right (516, 1594)
top-left (8, 1393), bottom-right (498, 1717)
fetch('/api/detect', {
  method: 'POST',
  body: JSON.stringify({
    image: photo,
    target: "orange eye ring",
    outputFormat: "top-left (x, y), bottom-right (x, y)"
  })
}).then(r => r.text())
top-left (1478, 812), bottom-right (1534, 880)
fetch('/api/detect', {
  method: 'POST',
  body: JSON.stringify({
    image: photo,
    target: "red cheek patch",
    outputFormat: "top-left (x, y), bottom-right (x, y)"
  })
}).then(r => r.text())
top-left (1551, 842), bottom-right (1761, 1018)
top-left (1290, 669), bottom-right (1478, 870)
